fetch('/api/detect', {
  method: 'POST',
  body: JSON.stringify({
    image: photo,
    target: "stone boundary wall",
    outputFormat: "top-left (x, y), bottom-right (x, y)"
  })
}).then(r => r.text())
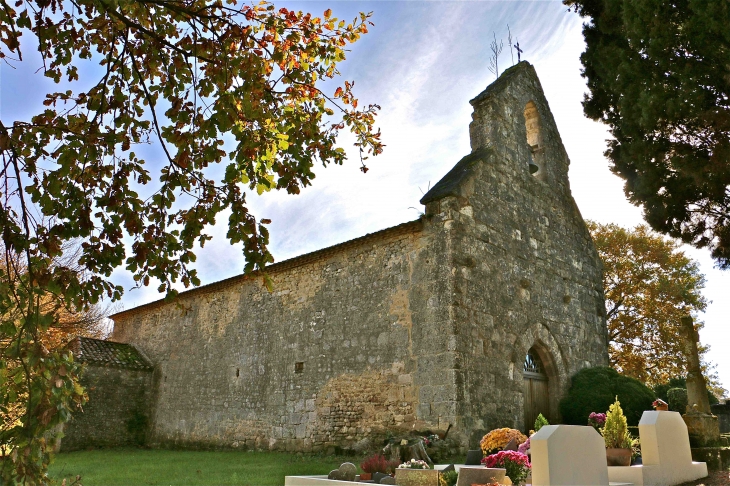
top-left (61, 365), bottom-right (153, 451)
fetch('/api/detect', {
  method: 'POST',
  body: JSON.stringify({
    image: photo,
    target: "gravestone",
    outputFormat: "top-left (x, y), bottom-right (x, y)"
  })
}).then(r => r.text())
top-left (455, 466), bottom-right (506, 486)
top-left (530, 425), bottom-right (609, 486)
top-left (607, 411), bottom-right (708, 486)
top-left (679, 316), bottom-right (720, 446)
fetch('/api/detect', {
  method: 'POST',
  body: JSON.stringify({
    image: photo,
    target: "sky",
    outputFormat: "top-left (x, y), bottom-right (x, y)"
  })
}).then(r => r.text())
top-left (2, 1), bottom-right (728, 393)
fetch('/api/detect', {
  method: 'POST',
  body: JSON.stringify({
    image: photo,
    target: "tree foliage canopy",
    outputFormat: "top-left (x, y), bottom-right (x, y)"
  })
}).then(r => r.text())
top-left (566, 0), bottom-right (730, 267)
top-left (0, 0), bottom-right (381, 482)
top-left (587, 221), bottom-right (724, 393)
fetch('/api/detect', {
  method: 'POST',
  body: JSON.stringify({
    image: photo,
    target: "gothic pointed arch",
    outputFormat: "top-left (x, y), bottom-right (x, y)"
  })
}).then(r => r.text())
top-left (510, 323), bottom-right (568, 431)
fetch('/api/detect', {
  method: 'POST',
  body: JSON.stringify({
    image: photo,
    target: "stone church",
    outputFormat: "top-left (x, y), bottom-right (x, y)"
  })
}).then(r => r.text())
top-left (62, 62), bottom-right (609, 452)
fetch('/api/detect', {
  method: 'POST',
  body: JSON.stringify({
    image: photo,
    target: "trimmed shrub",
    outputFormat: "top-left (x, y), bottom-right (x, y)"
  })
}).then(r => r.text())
top-left (534, 413), bottom-right (549, 433)
top-left (559, 367), bottom-right (654, 426)
top-left (653, 377), bottom-right (686, 403)
top-left (654, 377), bottom-right (719, 405)
top-left (667, 387), bottom-right (688, 413)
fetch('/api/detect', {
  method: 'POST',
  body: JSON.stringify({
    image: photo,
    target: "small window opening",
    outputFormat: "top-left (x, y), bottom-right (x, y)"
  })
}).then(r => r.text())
top-left (524, 101), bottom-right (544, 177)
top-left (236, 368), bottom-right (240, 378)
top-left (295, 362), bottom-right (304, 373)
top-left (524, 349), bottom-right (545, 375)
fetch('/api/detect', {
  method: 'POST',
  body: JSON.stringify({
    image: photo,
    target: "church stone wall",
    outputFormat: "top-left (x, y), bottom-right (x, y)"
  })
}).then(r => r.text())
top-left (112, 221), bottom-right (461, 451)
top-left (422, 63), bottom-right (608, 446)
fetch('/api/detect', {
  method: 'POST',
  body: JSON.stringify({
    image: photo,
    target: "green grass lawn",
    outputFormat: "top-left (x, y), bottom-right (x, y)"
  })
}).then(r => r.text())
top-left (48, 448), bottom-right (355, 486)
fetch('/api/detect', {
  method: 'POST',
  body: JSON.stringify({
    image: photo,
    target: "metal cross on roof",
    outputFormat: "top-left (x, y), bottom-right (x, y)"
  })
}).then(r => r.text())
top-left (515, 41), bottom-right (524, 62)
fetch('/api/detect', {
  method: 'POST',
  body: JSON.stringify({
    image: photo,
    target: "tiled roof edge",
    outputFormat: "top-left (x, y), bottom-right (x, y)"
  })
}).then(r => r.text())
top-left (420, 148), bottom-right (492, 205)
top-left (111, 218), bottom-right (424, 321)
top-left (68, 336), bottom-right (154, 371)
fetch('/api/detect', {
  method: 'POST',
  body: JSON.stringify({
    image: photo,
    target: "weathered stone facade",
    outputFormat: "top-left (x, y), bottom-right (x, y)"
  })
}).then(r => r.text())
top-left (106, 62), bottom-right (608, 452)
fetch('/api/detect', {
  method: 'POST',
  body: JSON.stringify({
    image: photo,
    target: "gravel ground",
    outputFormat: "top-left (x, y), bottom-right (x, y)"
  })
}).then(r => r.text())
top-left (678, 470), bottom-right (730, 486)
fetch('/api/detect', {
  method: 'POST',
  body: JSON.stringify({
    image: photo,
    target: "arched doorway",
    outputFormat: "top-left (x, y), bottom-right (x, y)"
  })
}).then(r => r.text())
top-left (523, 348), bottom-right (550, 432)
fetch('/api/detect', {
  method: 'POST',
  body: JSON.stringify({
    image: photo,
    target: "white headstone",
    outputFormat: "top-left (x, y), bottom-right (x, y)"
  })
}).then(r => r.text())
top-left (607, 411), bottom-right (708, 486)
top-left (640, 411), bottom-right (692, 466)
top-left (530, 425), bottom-right (609, 486)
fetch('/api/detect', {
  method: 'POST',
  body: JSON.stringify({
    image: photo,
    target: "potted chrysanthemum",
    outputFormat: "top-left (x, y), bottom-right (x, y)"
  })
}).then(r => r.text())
top-left (482, 450), bottom-right (531, 486)
top-left (479, 428), bottom-right (528, 456)
top-left (395, 459), bottom-right (439, 486)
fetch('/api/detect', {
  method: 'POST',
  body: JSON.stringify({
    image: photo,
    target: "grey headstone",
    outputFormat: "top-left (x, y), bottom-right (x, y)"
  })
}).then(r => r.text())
top-left (465, 449), bottom-right (482, 465)
top-left (328, 469), bottom-right (345, 481)
top-left (372, 472), bottom-right (390, 483)
top-left (441, 464), bottom-right (455, 473)
top-left (504, 437), bottom-right (518, 451)
top-left (379, 476), bottom-right (396, 485)
top-left (339, 462), bottom-right (357, 481)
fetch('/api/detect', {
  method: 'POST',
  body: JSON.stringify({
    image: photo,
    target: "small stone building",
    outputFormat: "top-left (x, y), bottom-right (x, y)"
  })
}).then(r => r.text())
top-left (95, 62), bottom-right (608, 452)
top-left (61, 337), bottom-right (153, 451)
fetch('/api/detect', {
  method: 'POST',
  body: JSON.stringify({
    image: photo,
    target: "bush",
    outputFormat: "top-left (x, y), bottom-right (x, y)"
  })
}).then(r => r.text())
top-left (667, 387), bottom-right (688, 413)
top-left (534, 413), bottom-right (549, 433)
top-left (559, 367), bottom-right (654, 426)
top-left (653, 377), bottom-right (686, 402)
top-left (654, 377), bottom-right (719, 405)
top-left (360, 454), bottom-right (399, 474)
top-left (439, 469), bottom-right (458, 486)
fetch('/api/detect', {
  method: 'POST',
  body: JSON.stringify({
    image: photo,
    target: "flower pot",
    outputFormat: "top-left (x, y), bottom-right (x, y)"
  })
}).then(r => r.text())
top-left (359, 472), bottom-right (372, 481)
top-left (654, 404), bottom-right (668, 411)
top-left (394, 468), bottom-right (439, 486)
top-left (606, 448), bottom-right (632, 467)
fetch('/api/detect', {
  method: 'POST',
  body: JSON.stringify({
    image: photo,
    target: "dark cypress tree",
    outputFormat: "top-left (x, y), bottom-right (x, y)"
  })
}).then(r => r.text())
top-left (565, 0), bottom-right (730, 267)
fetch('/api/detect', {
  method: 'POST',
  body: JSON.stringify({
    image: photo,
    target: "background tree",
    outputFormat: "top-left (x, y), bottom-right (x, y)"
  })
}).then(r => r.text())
top-left (1, 243), bottom-right (109, 349)
top-left (565, 0), bottom-right (730, 268)
top-left (0, 1), bottom-right (382, 482)
top-left (588, 221), bottom-right (724, 397)
top-left (1, 244), bottom-right (108, 466)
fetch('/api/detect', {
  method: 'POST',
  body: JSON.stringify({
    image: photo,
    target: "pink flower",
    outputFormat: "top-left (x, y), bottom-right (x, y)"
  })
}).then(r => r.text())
top-left (481, 450), bottom-right (531, 468)
top-left (588, 412), bottom-right (606, 428)
top-left (482, 451), bottom-right (531, 485)
top-left (517, 437), bottom-right (530, 455)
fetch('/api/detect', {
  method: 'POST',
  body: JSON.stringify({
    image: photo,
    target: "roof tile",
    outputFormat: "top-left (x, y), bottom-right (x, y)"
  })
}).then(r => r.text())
top-left (68, 337), bottom-right (153, 371)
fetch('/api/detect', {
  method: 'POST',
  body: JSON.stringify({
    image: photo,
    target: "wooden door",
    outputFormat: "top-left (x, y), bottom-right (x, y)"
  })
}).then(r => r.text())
top-left (523, 349), bottom-right (549, 433)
